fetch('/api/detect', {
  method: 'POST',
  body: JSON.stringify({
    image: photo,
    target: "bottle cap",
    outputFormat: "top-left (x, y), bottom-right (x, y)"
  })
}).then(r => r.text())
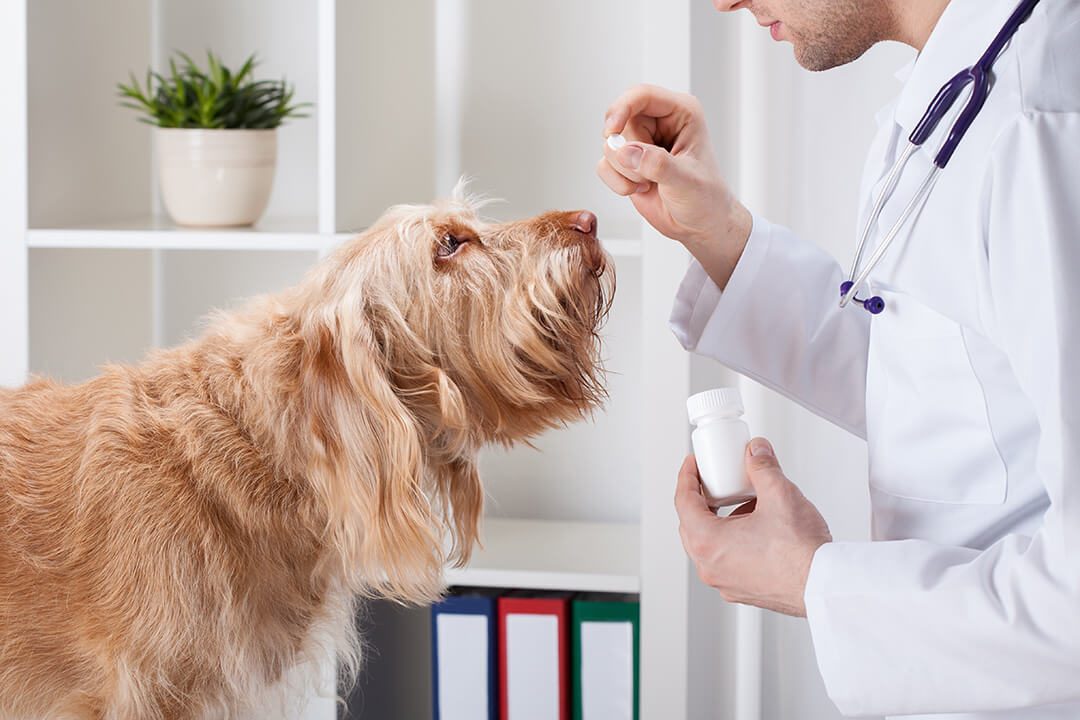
top-left (687, 387), bottom-right (744, 425)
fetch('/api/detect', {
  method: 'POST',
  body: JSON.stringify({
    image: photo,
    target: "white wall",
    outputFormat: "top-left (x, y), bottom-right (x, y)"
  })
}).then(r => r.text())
top-left (29, 250), bottom-right (152, 382)
top-left (159, 250), bottom-right (317, 346)
top-left (0, 0), bottom-right (27, 387)
top-left (336, 0), bottom-right (436, 231)
top-left (28, 0), bottom-right (151, 228)
top-left (451, 0), bottom-right (645, 240)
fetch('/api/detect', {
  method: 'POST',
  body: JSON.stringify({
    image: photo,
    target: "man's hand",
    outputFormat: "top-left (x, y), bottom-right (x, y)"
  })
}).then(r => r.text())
top-left (597, 84), bottom-right (752, 290)
top-left (675, 438), bottom-right (832, 617)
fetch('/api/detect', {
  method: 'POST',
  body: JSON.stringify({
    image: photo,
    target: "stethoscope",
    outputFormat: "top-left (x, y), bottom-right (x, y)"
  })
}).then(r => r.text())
top-left (840, 0), bottom-right (1043, 314)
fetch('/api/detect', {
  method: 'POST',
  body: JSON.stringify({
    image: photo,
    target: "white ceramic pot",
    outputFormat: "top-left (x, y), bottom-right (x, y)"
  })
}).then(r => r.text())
top-left (156, 128), bottom-right (277, 227)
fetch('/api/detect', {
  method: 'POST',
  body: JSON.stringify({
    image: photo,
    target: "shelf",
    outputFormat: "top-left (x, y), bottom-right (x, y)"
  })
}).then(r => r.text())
top-left (444, 517), bottom-right (640, 593)
top-left (26, 218), bottom-right (641, 257)
top-left (26, 217), bottom-right (354, 253)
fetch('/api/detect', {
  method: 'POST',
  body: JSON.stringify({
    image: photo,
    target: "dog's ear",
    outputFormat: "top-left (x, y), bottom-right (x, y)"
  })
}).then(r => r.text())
top-left (390, 361), bottom-right (471, 447)
top-left (434, 457), bottom-right (483, 569)
top-left (301, 317), bottom-right (445, 604)
top-left (429, 366), bottom-right (469, 433)
top-left (384, 362), bottom-right (483, 566)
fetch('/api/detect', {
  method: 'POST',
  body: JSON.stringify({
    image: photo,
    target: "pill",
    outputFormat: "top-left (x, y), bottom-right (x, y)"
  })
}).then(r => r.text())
top-left (606, 134), bottom-right (627, 151)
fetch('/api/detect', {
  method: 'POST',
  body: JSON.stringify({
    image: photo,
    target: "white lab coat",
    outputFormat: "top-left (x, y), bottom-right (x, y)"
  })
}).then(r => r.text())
top-left (669, 0), bottom-right (1080, 717)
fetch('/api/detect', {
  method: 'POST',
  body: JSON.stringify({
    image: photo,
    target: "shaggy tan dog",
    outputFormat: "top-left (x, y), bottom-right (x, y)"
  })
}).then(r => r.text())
top-left (0, 190), bottom-right (612, 719)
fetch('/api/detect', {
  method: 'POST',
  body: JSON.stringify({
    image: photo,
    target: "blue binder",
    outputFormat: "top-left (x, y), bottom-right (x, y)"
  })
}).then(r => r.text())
top-left (431, 591), bottom-right (499, 720)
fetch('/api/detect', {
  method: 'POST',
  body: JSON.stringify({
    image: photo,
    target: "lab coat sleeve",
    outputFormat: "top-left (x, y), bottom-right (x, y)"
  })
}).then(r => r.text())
top-left (804, 111), bottom-right (1080, 717)
top-left (668, 215), bottom-right (871, 438)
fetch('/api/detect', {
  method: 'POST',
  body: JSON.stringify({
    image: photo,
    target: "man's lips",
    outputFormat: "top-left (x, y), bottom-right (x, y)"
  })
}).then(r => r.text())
top-left (757, 17), bottom-right (783, 41)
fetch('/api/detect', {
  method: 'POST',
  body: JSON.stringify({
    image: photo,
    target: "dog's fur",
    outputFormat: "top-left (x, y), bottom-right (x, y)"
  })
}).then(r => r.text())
top-left (0, 189), bottom-right (612, 719)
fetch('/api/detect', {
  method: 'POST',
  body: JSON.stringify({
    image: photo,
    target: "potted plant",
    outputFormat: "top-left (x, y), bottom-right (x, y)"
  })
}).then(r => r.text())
top-left (118, 52), bottom-right (309, 227)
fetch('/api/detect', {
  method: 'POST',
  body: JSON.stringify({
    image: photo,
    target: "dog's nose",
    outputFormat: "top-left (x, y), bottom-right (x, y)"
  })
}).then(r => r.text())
top-left (570, 211), bottom-right (598, 238)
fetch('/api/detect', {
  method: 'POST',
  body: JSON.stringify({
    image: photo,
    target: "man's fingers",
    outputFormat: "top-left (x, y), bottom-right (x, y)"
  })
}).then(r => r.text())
top-left (596, 158), bottom-right (649, 196)
top-left (615, 142), bottom-right (689, 187)
top-left (674, 455), bottom-right (713, 525)
top-left (602, 140), bottom-right (647, 184)
top-left (604, 84), bottom-right (687, 135)
top-left (676, 455), bottom-right (724, 558)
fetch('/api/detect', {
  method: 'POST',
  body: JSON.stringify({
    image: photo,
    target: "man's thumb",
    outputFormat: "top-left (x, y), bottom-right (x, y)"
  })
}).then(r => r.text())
top-left (617, 142), bottom-right (689, 186)
top-left (745, 438), bottom-right (784, 493)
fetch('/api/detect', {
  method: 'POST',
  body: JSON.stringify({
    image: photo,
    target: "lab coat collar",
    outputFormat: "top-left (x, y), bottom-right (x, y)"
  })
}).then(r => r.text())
top-left (894, 61), bottom-right (915, 85)
top-left (871, 61), bottom-right (915, 128)
top-left (893, 0), bottom-right (1025, 138)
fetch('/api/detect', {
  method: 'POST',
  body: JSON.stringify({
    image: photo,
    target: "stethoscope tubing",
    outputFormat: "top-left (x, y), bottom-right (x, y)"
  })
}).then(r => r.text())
top-left (840, 162), bottom-right (942, 309)
top-left (842, 143), bottom-right (919, 306)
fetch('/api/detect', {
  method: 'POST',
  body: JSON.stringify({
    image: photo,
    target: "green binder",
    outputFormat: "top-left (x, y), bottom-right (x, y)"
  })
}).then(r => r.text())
top-left (571, 594), bottom-right (640, 720)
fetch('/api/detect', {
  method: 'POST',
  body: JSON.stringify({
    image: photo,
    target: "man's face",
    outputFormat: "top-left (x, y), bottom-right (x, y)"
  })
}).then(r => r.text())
top-left (714, 0), bottom-right (893, 71)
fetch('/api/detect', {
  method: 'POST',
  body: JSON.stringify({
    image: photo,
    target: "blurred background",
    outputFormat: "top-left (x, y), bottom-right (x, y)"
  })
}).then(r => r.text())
top-left (0, 1), bottom-right (913, 718)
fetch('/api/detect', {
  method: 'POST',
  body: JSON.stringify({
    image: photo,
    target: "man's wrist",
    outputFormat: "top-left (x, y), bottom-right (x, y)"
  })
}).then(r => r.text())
top-left (796, 539), bottom-right (830, 617)
top-left (681, 202), bottom-right (753, 291)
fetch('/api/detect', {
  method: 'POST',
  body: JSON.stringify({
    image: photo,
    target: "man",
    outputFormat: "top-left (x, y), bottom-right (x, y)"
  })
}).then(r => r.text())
top-left (598, 0), bottom-right (1080, 717)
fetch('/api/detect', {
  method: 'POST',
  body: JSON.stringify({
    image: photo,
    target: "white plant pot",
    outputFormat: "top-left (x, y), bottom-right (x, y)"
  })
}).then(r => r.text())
top-left (156, 128), bottom-right (277, 227)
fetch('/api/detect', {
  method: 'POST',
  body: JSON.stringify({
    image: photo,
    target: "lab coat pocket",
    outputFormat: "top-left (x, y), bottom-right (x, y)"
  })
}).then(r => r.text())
top-left (865, 287), bottom-right (1008, 505)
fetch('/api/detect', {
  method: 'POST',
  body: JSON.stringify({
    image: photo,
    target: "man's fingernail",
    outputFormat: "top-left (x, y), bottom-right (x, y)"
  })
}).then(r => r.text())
top-left (750, 439), bottom-right (774, 457)
top-left (619, 145), bottom-right (643, 170)
top-left (634, 182), bottom-right (651, 194)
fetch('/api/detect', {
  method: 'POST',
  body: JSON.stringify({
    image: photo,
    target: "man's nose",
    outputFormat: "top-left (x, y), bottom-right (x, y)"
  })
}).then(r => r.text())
top-left (713, 0), bottom-right (748, 11)
top-left (568, 210), bottom-right (598, 239)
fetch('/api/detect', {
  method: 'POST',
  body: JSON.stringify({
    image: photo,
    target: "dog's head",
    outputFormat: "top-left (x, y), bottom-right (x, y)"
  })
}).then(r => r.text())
top-left (320, 186), bottom-right (613, 445)
top-left (293, 185), bottom-right (612, 602)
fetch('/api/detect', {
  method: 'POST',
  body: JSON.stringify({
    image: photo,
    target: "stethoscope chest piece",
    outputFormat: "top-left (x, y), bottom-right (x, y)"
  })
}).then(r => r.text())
top-left (840, 281), bottom-right (886, 315)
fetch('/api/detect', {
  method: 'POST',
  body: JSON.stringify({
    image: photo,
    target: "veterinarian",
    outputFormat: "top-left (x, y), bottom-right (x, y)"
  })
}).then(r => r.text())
top-left (599, 0), bottom-right (1080, 717)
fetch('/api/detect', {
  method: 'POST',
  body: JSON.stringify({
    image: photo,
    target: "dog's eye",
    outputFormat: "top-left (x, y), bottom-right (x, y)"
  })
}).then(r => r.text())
top-left (437, 233), bottom-right (469, 259)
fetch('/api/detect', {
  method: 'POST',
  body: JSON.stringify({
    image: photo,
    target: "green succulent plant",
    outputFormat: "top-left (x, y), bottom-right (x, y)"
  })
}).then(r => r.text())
top-left (118, 51), bottom-right (310, 129)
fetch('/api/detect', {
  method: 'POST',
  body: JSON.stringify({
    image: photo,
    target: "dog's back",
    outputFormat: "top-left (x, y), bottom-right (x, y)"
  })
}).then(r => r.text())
top-left (0, 377), bottom-right (103, 717)
top-left (0, 360), bottom-right (331, 719)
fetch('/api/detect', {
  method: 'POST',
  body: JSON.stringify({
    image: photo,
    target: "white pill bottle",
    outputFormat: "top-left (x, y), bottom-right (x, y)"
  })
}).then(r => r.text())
top-left (687, 388), bottom-right (754, 507)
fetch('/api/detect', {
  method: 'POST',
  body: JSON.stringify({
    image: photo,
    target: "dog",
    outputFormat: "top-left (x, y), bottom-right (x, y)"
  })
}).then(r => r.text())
top-left (0, 187), bottom-right (613, 719)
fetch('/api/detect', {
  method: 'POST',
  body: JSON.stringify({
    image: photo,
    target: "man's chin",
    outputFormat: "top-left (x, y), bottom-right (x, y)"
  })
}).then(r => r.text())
top-left (793, 40), bottom-right (874, 73)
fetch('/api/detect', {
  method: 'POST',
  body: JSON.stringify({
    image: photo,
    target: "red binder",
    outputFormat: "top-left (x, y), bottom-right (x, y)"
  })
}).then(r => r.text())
top-left (497, 592), bottom-right (572, 720)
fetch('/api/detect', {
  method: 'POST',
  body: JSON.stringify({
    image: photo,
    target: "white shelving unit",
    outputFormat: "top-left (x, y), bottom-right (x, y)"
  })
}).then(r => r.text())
top-left (3, 1), bottom-right (723, 718)
top-left (445, 518), bottom-right (641, 594)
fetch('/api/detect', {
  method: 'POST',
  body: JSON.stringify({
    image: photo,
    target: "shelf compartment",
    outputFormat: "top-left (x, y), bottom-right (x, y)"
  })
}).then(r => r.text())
top-left (26, 217), bottom-right (352, 253)
top-left (445, 517), bottom-right (640, 594)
